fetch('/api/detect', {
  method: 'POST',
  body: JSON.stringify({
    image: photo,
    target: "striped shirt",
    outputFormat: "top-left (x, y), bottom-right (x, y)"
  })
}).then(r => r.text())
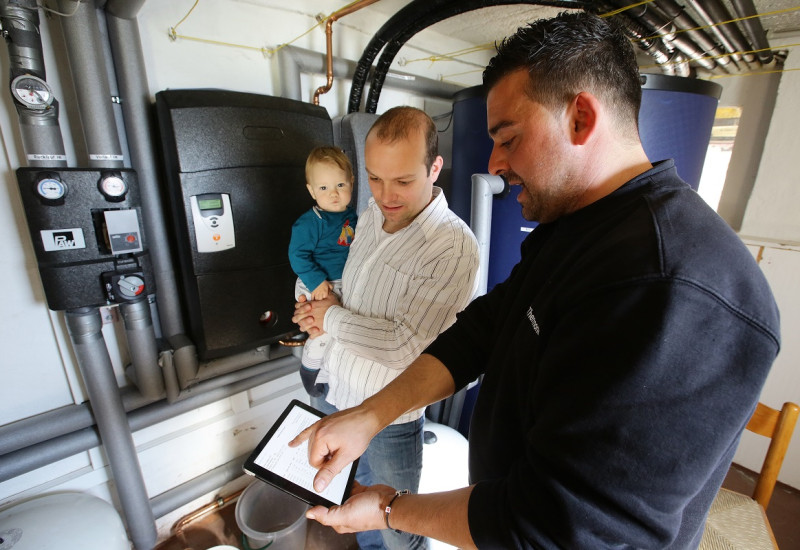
top-left (320, 187), bottom-right (479, 424)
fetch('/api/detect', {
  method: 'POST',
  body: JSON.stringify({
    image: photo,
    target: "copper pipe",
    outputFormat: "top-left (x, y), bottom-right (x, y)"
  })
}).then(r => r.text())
top-left (313, 0), bottom-right (381, 105)
top-left (170, 487), bottom-right (244, 537)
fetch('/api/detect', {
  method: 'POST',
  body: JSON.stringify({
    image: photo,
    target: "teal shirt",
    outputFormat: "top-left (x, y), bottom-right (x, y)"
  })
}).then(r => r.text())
top-left (288, 205), bottom-right (357, 292)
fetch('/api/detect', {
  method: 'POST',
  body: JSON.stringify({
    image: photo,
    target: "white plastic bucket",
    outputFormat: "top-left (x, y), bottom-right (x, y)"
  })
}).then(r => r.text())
top-left (234, 480), bottom-right (308, 550)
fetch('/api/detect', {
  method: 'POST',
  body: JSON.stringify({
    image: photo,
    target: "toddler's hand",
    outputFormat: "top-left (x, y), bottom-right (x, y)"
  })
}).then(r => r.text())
top-left (311, 280), bottom-right (333, 301)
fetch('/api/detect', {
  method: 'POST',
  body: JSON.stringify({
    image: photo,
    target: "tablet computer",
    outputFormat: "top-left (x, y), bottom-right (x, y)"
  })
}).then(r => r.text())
top-left (243, 399), bottom-right (359, 508)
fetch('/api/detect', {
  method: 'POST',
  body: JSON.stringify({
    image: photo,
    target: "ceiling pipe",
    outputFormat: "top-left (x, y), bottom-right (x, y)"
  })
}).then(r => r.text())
top-left (313, 0), bottom-right (381, 105)
top-left (602, 5), bottom-right (691, 76)
top-left (729, 0), bottom-right (773, 64)
top-left (684, 0), bottom-right (758, 68)
top-left (609, 0), bottom-right (723, 74)
top-left (360, 0), bottom-right (591, 113)
top-left (653, 0), bottom-right (733, 73)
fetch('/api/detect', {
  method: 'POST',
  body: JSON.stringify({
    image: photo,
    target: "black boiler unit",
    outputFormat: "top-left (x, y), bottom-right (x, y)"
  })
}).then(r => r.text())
top-left (156, 90), bottom-right (332, 360)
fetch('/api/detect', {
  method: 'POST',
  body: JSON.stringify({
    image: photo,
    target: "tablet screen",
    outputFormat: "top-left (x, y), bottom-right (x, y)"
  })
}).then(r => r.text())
top-left (243, 399), bottom-right (358, 508)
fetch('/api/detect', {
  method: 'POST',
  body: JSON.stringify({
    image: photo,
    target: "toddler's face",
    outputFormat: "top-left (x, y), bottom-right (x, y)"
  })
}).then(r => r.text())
top-left (306, 162), bottom-right (353, 212)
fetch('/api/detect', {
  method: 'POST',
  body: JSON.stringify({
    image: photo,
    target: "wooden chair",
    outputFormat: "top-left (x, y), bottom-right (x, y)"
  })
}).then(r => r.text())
top-left (700, 401), bottom-right (800, 550)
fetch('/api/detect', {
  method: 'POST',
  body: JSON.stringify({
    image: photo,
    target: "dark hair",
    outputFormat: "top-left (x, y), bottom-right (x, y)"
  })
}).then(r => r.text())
top-left (483, 11), bottom-right (642, 132)
top-left (367, 106), bottom-right (439, 173)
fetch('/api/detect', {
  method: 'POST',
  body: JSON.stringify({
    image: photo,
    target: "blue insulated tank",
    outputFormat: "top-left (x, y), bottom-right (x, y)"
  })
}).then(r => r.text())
top-left (451, 86), bottom-right (538, 293)
top-left (638, 73), bottom-right (722, 190)
top-left (450, 75), bottom-right (722, 292)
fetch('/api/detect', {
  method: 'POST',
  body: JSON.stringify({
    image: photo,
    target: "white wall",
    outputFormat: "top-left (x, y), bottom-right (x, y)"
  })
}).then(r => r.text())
top-left (1, 1), bottom-right (799, 543)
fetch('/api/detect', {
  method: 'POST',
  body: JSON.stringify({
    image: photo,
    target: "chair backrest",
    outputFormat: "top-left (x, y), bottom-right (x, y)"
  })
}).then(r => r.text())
top-left (745, 401), bottom-right (800, 509)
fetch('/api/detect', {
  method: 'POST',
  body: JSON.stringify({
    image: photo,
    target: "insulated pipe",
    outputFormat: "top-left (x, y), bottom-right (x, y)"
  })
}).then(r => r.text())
top-left (363, 0), bottom-right (591, 113)
top-left (730, 0), bottom-right (773, 64)
top-left (15, 107), bottom-right (69, 166)
top-left (121, 298), bottom-right (164, 400)
top-left (1, 0), bottom-right (68, 166)
top-left (600, 6), bottom-right (691, 75)
top-left (57, 0), bottom-right (125, 168)
top-left (0, 354), bottom-right (300, 481)
top-left (65, 308), bottom-right (157, 550)
top-left (684, 0), bottom-right (756, 66)
top-left (104, 6), bottom-right (186, 341)
top-left (278, 45), bottom-right (462, 102)
top-left (604, 0), bottom-right (711, 74)
top-left (313, 0), bottom-right (381, 105)
top-left (105, 0), bottom-right (148, 19)
top-left (0, 0), bottom-right (45, 78)
top-left (347, 0), bottom-right (457, 112)
top-left (653, 0), bottom-right (733, 72)
top-left (150, 454), bottom-right (247, 519)
top-left (470, 174), bottom-right (507, 298)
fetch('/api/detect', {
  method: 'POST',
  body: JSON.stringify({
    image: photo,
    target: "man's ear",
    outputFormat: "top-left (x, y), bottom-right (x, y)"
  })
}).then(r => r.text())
top-left (570, 92), bottom-right (599, 146)
top-left (428, 155), bottom-right (444, 182)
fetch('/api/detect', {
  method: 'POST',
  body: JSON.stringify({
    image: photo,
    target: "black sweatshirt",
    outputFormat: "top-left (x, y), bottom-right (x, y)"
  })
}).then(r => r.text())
top-left (425, 161), bottom-right (780, 549)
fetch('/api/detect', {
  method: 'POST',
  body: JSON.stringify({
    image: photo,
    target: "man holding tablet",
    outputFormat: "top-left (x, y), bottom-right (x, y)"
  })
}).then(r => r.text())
top-left (290, 12), bottom-right (779, 550)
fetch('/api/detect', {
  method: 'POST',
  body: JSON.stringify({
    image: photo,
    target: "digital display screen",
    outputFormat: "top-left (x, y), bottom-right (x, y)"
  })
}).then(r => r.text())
top-left (198, 198), bottom-right (222, 210)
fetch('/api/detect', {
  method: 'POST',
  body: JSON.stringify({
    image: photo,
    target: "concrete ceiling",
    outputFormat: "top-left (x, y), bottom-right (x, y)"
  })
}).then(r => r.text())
top-left (367, 0), bottom-right (800, 45)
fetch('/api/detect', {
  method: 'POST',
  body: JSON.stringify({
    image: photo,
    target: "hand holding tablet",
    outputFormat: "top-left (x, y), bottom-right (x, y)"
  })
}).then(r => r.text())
top-left (243, 399), bottom-right (359, 508)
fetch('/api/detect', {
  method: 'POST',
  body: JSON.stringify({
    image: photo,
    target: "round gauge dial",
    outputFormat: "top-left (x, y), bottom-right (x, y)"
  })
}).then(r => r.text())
top-left (36, 177), bottom-right (67, 201)
top-left (99, 174), bottom-right (128, 198)
top-left (11, 75), bottom-right (54, 110)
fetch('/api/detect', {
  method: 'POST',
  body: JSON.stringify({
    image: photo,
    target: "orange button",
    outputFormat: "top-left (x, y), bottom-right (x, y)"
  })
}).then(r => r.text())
top-left (213, 234), bottom-right (221, 241)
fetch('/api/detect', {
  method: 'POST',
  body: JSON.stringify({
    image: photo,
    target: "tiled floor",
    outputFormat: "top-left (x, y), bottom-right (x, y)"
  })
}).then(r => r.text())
top-left (155, 463), bottom-right (800, 550)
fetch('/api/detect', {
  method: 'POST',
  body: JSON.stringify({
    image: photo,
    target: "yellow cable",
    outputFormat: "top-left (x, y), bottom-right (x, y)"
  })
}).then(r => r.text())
top-left (167, 0), bottom-right (334, 57)
top-left (600, 0), bottom-right (656, 18)
top-left (172, 0), bottom-right (200, 33)
top-left (708, 67), bottom-right (800, 79)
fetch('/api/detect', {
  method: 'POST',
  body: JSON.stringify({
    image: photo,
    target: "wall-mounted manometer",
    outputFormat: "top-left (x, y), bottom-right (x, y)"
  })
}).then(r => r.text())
top-left (11, 74), bottom-right (54, 110)
top-left (98, 172), bottom-right (128, 201)
top-left (35, 173), bottom-right (67, 204)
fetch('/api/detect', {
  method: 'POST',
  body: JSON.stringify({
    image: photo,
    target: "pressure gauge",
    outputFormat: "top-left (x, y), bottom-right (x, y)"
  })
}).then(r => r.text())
top-left (98, 173), bottom-right (128, 201)
top-left (11, 75), bottom-right (54, 110)
top-left (35, 175), bottom-right (67, 202)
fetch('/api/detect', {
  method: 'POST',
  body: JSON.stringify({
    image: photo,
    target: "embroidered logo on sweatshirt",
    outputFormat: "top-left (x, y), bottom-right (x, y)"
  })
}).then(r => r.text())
top-left (338, 219), bottom-right (354, 246)
top-left (526, 306), bottom-right (540, 335)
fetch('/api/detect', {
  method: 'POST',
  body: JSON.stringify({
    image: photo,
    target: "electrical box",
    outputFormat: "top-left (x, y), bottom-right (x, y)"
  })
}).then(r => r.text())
top-left (15, 167), bottom-right (155, 310)
top-left (155, 90), bottom-right (333, 360)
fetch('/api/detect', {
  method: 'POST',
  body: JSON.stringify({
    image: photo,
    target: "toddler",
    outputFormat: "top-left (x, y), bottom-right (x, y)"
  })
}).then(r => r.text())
top-left (288, 146), bottom-right (357, 396)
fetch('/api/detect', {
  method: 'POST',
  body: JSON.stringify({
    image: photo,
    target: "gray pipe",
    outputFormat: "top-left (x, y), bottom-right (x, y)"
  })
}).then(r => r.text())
top-left (730, 0), bottom-right (773, 64)
top-left (684, 0), bottom-right (756, 67)
top-left (121, 299), bottom-right (164, 400)
top-left (104, 12), bottom-right (186, 341)
top-left (0, 384), bottom-right (157, 457)
top-left (654, 0), bottom-right (733, 72)
top-left (0, 0), bottom-right (45, 77)
top-left (56, 0), bottom-right (125, 168)
top-left (65, 308), bottom-right (157, 550)
top-left (150, 454), bottom-right (248, 518)
top-left (1, 0), bottom-right (69, 166)
top-left (470, 174), bottom-right (506, 298)
top-left (0, 354), bottom-right (299, 481)
top-left (104, 0), bottom-right (148, 19)
top-left (15, 106), bottom-right (69, 166)
top-left (277, 45), bottom-right (462, 102)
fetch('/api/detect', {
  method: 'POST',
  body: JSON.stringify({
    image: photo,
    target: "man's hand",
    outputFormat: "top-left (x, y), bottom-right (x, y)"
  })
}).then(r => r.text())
top-left (306, 483), bottom-right (395, 533)
top-left (292, 293), bottom-right (340, 338)
top-left (289, 406), bottom-right (381, 493)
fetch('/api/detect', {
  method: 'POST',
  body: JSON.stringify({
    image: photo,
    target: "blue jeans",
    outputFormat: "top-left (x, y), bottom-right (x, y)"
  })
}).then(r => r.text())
top-left (311, 390), bottom-right (429, 550)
